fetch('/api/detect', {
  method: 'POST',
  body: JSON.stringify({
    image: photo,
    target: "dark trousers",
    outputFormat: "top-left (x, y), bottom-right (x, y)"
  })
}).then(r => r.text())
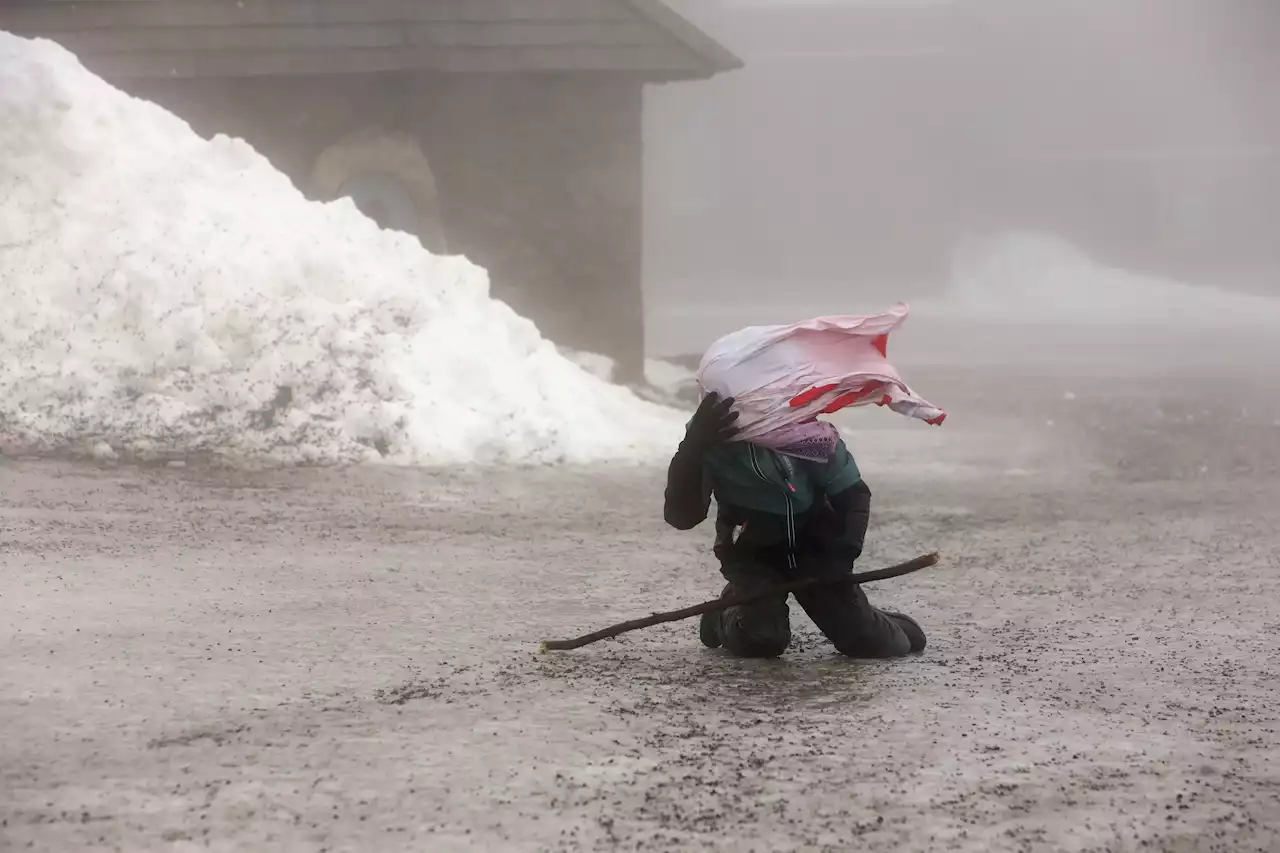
top-left (711, 553), bottom-right (921, 659)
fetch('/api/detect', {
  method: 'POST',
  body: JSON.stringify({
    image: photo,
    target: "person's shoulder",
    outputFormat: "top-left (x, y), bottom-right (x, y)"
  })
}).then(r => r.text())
top-left (803, 435), bottom-right (861, 488)
top-left (832, 437), bottom-right (859, 467)
top-left (704, 441), bottom-right (758, 479)
top-left (705, 441), bottom-right (748, 464)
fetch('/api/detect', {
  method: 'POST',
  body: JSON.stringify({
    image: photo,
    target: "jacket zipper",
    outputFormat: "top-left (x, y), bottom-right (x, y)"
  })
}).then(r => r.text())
top-left (749, 445), bottom-right (798, 569)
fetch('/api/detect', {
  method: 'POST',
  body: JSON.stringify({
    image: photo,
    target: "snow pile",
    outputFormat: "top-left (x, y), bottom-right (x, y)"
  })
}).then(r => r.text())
top-left (558, 348), bottom-right (619, 384)
top-left (930, 232), bottom-right (1280, 327)
top-left (0, 34), bottom-right (683, 465)
top-left (559, 347), bottom-right (699, 407)
top-left (643, 358), bottom-right (699, 404)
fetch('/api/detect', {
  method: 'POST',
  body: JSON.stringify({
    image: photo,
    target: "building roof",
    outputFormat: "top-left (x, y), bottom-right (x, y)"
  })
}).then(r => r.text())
top-left (0, 0), bottom-right (743, 81)
top-left (624, 0), bottom-right (743, 76)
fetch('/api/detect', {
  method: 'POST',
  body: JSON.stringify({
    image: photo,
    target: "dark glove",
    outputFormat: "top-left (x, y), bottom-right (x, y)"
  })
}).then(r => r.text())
top-left (682, 392), bottom-right (740, 453)
top-left (664, 393), bottom-right (740, 530)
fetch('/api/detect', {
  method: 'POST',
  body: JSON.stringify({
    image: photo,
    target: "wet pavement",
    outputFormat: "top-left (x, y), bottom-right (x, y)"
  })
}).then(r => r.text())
top-left (2, 367), bottom-right (1279, 852)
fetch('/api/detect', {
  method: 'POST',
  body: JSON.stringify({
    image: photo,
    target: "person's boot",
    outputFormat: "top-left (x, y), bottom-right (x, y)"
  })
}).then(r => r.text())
top-left (698, 585), bottom-right (729, 648)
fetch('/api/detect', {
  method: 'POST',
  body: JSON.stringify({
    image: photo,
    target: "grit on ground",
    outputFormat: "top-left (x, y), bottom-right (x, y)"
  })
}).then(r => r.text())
top-left (2, 365), bottom-right (1278, 853)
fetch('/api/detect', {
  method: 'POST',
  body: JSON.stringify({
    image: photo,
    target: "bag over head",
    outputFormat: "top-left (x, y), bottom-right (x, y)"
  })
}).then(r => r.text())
top-left (695, 303), bottom-right (944, 460)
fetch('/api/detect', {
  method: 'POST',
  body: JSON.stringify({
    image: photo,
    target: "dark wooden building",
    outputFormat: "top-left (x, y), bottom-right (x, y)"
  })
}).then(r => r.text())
top-left (0, 0), bottom-right (741, 379)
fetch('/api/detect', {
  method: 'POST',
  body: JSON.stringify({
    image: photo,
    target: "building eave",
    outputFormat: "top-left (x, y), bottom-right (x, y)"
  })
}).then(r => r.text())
top-left (624, 0), bottom-right (744, 79)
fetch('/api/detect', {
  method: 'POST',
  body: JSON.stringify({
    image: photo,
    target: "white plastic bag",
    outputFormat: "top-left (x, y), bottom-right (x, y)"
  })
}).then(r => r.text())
top-left (695, 303), bottom-right (944, 443)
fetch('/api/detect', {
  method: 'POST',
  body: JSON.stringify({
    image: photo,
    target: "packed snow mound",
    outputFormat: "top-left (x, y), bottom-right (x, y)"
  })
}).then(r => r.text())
top-left (929, 232), bottom-right (1280, 327)
top-left (559, 347), bottom-right (699, 406)
top-left (643, 358), bottom-right (699, 404)
top-left (0, 34), bottom-right (683, 465)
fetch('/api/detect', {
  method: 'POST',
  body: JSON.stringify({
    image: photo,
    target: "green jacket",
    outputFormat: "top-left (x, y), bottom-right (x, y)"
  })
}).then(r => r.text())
top-left (697, 439), bottom-right (864, 565)
top-left (703, 439), bottom-right (862, 517)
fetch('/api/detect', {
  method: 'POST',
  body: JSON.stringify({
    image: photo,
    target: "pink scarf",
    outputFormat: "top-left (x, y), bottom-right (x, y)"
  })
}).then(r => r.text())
top-left (750, 420), bottom-right (840, 462)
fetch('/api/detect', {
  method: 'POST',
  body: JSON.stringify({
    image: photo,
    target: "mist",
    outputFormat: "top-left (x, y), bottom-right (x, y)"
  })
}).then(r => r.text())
top-left (643, 0), bottom-right (1280, 362)
top-left (6, 6), bottom-right (1280, 849)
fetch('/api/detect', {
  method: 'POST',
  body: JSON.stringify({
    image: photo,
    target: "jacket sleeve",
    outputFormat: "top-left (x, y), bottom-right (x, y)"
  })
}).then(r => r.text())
top-left (663, 441), bottom-right (712, 530)
top-left (826, 478), bottom-right (872, 563)
top-left (805, 439), bottom-right (870, 564)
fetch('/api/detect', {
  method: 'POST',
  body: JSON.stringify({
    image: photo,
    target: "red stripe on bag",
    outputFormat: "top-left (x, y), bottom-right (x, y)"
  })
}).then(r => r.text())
top-left (821, 391), bottom-right (861, 414)
top-left (789, 383), bottom-right (837, 408)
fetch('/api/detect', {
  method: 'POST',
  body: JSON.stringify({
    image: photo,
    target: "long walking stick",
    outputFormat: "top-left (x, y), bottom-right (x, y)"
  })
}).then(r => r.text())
top-left (540, 552), bottom-right (939, 652)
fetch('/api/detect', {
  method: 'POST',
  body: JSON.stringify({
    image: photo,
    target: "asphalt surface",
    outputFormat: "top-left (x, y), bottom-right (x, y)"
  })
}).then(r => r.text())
top-left (3, 366), bottom-right (1279, 852)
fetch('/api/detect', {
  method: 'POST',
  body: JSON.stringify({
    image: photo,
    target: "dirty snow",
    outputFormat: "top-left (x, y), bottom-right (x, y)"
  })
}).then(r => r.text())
top-left (0, 33), bottom-right (680, 465)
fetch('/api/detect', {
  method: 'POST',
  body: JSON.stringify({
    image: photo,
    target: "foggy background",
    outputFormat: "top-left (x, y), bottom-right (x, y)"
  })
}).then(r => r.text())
top-left (641, 0), bottom-right (1280, 357)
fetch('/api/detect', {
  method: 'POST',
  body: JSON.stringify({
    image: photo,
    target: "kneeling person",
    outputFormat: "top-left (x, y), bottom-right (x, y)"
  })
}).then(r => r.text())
top-left (664, 393), bottom-right (926, 659)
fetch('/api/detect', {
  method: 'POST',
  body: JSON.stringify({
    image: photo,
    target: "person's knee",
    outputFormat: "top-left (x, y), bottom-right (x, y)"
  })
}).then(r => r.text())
top-left (722, 630), bottom-right (790, 659)
top-left (719, 601), bottom-right (791, 658)
top-left (795, 578), bottom-right (925, 658)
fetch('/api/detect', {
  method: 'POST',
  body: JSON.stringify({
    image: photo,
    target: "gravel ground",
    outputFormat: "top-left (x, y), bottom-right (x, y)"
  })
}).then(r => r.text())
top-left (2, 367), bottom-right (1279, 853)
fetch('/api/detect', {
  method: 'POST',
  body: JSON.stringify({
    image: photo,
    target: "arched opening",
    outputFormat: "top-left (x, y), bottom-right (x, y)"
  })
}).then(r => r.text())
top-left (336, 172), bottom-right (419, 234)
top-left (311, 130), bottom-right (449, 255)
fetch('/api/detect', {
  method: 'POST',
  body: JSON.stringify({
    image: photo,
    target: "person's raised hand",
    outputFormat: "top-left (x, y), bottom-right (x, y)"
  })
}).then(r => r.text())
top-left (685, 392), bottom-right (740, 452)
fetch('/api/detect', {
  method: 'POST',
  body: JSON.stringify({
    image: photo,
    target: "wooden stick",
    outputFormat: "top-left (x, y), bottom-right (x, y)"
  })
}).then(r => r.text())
top-left (540, 552), bottom-right (939, 652)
